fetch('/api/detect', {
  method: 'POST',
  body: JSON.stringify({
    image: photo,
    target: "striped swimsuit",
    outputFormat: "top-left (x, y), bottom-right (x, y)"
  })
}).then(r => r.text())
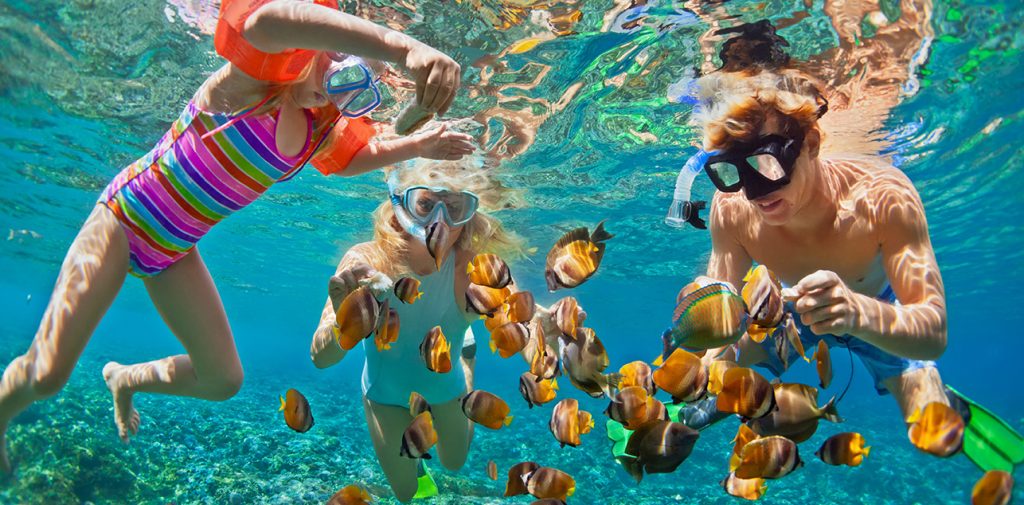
top-left (99, 99), bottom-right (314, 277)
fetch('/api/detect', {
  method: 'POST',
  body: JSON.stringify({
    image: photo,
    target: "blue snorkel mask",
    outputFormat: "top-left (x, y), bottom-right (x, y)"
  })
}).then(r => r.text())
top-left (324, 54), bottom-right (382, 118)
top-left (387, 170), bottom-right (481, 241)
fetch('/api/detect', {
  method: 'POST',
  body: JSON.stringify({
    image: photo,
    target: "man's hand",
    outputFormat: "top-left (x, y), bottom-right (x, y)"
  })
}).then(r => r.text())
top-left (328, 263), bottom-right (378, 312)
top-left (789, 270), bottom-right (863, 336)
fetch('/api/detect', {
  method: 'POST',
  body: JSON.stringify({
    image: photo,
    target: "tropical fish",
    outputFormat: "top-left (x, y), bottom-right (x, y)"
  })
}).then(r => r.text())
top-left (420, 326), bottom-right (452, 373)
top-left (394, 277), bottom-right (423, 304)
top-left (490, 322), bottom-right (530, 358)
top-left (812, 340), bottom-right (833, 389)
top-left (326, 484), bottom-right (374, 505)
top-left (409, 392), bottom-right (431, 417)
top-left (721, 472), bottom-right (768, 501)
top-left (708, 359), bottom-right (739, 396)
top-left (652, 348), bottom-right (708, 403)
top-left (504, 291), bottom-right (536, 323)
top-left (374, 300), bottom-right (400, 351)
top-left (620, 420), bottom-right (700, 483)
top-left (733, 435), bottom-right (803, 480)
top-left (524, 325), bottom-right (559, 380)
top-left (461, 390), bottom-right (513, 429)
top-left (618, 361), bottom-right (656, 396)
top-left (278, 388), bottom-right (314, 433)
top-left (467, 253), bottom-right (512, 288)
top-left (782, 315), bottom-right (807, 362)
top-left (730, 424), bottom-right (760, 471)
top-left (604, 386), bottom-right (663, 430)
top-left (505, 461), bottom-right (540, 496)
top-left (335, 286), bottom-right (381, 350)
top-left (550, 398), bottom-right (593, 448)
top-left (972, 470), bottom-right (1014, 505)
top-left (519, 372), bottom-right (558, 408)
top-left (524, 467), bottom-right (576, 501)
top-left (487, 460), bottom-right (499, 481)
top-left (748, 383), bottom-right (841, 443)
top-left (742, 265), bottom-right (785, 339)
top-left (562, 327), bottom-right (613, 398)
top-left (544, 221), bottom-right (614, 291)
top-left (906, 401), bottom-right (965, 457)
top-left (551, 296), bottom-right (583, 339)
top-left (717, 367), bottom-right (777, 420)
top-left (400, 411), bottom-right (438, 459)
top-left (484, 306), bottom-right (512, 332)
top-left (665, 282), bottom-right (748, 354)
top-left (816, 432), bottom-right (870, 466)
top-left (466, 283), bottom-right (512, 316)
top-left (425, 219), bottom-right (451, 270)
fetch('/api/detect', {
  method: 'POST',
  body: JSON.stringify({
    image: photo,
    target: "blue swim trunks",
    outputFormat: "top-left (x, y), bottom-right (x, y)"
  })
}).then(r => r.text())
top-left (753, 284), bottom-right (936, 395)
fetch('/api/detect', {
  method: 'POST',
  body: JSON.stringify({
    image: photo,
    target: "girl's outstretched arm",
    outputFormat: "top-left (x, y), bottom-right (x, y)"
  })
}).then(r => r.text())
top-left (342, 125), bottom-right (476, 176)
top-left (244, 1), bottom-right (460, 114)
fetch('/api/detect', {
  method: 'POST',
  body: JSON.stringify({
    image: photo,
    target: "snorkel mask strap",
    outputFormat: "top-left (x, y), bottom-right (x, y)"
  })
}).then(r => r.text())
top-left (388, 169), bottom-right (427, 242)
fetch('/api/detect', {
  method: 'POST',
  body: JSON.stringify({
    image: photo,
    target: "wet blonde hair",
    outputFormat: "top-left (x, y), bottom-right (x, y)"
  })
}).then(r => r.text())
top-left (692, 69), bottom-right (829, 152)
top-left (362, 158), bottom-right (527, 277)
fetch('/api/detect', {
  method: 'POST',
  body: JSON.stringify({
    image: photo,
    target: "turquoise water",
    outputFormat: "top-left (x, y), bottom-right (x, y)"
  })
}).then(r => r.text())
top-left (1, 0), bottom-right (1023, 503)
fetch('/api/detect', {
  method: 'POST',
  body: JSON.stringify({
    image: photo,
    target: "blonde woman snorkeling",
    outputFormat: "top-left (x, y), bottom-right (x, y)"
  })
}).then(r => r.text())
top-left (0, 0), bottom-right (476, 473)
top-left (310, 158), bottom-right (524, 502)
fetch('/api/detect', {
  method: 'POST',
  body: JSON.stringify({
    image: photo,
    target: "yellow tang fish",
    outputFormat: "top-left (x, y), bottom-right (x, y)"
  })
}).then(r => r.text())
top-left (278, 388), bottom-right (314, 433)
top-left (420, 326), bottom-right (452, 373)
top-left (335, 286), bottom-right (381, 351)
top-left (815, 432), bottom-right (870, 467)
top-left (461, 390), bottom-right (513, 430)
top-left (544, 221), bottom-right (613, 291)
top-left (906, 401), bottom-right (965, 457)
top-left (467, 253), bottom-right (512, 288)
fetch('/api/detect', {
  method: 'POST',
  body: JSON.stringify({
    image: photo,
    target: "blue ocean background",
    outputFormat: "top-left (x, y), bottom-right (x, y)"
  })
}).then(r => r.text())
top-left (1, 0), bottom-right (1022, 503)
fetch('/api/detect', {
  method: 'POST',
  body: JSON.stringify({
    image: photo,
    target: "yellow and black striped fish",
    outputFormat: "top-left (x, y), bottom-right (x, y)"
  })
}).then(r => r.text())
top-left (467, 253), bottom-right (512, 288)
top-left (544, 221), bottom-right (613, 291)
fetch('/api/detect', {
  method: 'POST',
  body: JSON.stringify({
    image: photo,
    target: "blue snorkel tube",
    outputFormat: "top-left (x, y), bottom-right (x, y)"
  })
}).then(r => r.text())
top-left (665, 149), bottom-right (712, 229)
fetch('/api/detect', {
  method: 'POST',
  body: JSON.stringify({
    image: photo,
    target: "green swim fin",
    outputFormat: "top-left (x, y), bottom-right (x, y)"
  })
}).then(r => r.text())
top-left (946, 385), bottom-right (1024, 472)
top-left (413, 460), bottom-right (438, 499)
top-left (606, 402), bottom-right (686, 458)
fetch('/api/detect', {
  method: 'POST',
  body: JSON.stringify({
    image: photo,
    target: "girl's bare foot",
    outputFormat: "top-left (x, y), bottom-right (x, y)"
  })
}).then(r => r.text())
top-left (102, 362), bottom-right (141, 443)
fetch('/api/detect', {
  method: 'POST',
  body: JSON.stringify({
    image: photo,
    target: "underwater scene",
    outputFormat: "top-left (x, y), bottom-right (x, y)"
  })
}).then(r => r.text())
top-left (1, 0), bottom-right (1023, 503)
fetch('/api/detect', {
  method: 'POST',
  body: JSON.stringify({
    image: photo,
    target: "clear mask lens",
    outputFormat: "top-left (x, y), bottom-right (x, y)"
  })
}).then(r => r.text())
top-left (709, 161), bottom-right (741, 186)
top-left (746, 154), bottom-right (786, 180)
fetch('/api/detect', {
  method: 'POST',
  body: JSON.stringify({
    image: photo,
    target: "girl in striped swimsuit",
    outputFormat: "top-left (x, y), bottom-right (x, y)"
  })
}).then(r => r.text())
top-left (0, 0), bottom-right (475, 472)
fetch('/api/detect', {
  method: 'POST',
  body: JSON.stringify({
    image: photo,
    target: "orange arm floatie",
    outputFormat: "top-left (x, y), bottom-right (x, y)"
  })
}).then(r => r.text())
top-left (311, 117), bottom-right (378, 175)
top-left (215, 0), bottom-right (338, 83)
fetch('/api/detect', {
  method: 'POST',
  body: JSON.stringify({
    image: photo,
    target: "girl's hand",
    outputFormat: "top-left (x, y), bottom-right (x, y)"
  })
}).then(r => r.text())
top-left (403, 42), bottom-right (461, 116)
top-left (790, 270), bottom-right (863, 336)
top-left (328, 263), bottom-right (378, 312)
top-left (413, 124), bottom-right (476, 160)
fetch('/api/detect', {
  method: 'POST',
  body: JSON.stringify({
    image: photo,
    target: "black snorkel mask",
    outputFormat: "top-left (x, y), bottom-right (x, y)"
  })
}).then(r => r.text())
top-left (703, 133), bottom-right (804, 201)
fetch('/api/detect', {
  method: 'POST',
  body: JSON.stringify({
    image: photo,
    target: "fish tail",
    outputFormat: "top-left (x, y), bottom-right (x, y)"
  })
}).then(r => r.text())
top-left (551, 379), bottom-right (559, 390)
top-left (652, 354), bottom-right (664, 366)
top-left (489, 340), bottom-right (497, 353)
top-left (467, 263), bottom-right (475, 274)
top-left (590, 220), bottom-right (614, 243)
top-left (278, 396), bottom-right (285, 411)
top-left (821, 396), bottom-right (843, 423)
top-left (905, 408), bottom-right (923, 424)
top-left (504, 415), bottom-right (514, 426)
top-left (862, 446), bottom-right (871, 457)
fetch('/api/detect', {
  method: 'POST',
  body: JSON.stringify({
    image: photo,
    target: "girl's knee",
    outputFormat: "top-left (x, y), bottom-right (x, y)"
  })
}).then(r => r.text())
top-left (440, 451), bottom-right (467, 472)
top-left (206, 365), bottom-right (243, 401)
top-left (30, 357), bottom-right (72, 399)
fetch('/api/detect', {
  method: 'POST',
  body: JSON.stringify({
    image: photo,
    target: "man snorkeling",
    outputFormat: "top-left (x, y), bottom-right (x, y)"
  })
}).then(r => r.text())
top-left (643, 21), bottom-right (1022, 475)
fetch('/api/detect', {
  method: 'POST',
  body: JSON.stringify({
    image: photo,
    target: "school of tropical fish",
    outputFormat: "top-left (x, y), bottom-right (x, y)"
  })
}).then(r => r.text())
top-left (278, 221), bottom-right (993, 503)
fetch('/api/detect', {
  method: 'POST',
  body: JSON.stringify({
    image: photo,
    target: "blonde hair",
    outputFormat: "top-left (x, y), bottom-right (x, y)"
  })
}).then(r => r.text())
top-left (692, 69), bottom-right (828, 152)
top-left (362, 158), bottom-right (527, 277)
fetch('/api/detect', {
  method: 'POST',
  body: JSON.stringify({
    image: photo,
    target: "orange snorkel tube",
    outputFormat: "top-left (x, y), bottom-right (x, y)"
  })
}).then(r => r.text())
top-left (215, 0), bottom-right (339, 83)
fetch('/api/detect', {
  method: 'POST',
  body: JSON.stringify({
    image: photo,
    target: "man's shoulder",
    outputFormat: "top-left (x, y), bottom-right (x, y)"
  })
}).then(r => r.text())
top-left (826, 157), bottom-right (923, 226)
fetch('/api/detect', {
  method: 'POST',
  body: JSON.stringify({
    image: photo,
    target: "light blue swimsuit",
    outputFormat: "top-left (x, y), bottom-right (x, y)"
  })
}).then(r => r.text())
top-left (361, 254), bottom-right (475, 407)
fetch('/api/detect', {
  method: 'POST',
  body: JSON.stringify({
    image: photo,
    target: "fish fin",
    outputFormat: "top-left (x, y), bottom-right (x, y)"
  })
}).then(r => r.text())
top-left (278, 396), bottom-right (285, 411)
top-left (551, 379), bottom-right (559, 390)
top-left (743, 266), bottom-right (757, 282)
top-left (504, 416), bottom-right (514, 426)
top-left (467, 263), bottom-right (475, 274)
top-left (906, 408), bottom-right (923, 424)
top-left (863, 446), bottom-right (871, 457)
top-left (489, 340), bottom-right (497, 353)
top-left (652, 354), bottom-right (664, 366)
top-left (590, 220), bottom-right (614, 243)
top-left (554, 227), bottom-right (593, 250)
top-left (821, 396), bottom-right (843, 423)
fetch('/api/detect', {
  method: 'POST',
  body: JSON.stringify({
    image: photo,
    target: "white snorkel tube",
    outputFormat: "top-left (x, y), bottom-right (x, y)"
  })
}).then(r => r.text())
top-left (665, 149), bottom-right (713, 229)
top-left (387, 168), bottom-right (427, 242)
